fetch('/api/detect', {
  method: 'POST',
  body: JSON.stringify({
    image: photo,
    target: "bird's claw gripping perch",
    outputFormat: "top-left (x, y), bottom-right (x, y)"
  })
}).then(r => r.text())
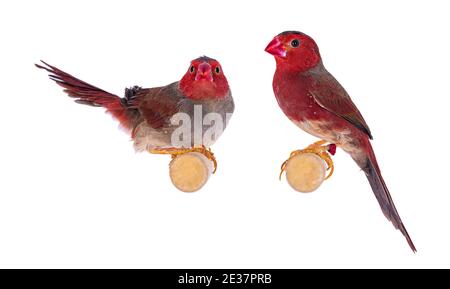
top-left (279, 140), bottom-right (336, 180)
top-left (149, 145), bottom-right (218, 173)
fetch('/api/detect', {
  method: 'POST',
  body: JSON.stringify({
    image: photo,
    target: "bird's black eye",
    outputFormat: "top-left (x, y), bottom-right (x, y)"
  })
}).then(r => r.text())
top-left (190, 65), bottom-right (195, 73)
top-left (291, 39), bottom-right (300, 48)
top-left (215, 66), bottom-right (220, 74)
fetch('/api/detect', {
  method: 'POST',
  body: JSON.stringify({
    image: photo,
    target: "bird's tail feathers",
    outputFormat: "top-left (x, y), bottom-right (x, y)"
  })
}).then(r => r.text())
top-left (36, 60), bottom-right (133, 130)
top-left (363, 143), bottom-right (416, 252)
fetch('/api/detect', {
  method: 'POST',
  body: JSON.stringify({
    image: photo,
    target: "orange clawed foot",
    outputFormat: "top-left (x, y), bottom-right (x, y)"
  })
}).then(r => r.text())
top-left (279, 140), bottom-right (336, 180)
top-left (149, 145), bottom-right (218, 173)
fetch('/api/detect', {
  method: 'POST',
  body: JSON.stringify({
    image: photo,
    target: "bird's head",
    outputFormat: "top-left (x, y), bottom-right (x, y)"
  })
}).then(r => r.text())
top-left (265, 31), bottom-right (321, 72)
top-left (179, 56), bottom-right (230, 100)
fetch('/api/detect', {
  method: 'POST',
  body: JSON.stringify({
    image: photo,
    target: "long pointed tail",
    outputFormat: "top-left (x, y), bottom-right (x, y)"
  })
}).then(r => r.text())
top-left (363, 143), bottom-right (416, 252)
top-left (36, 60), bottom-right (133, 130)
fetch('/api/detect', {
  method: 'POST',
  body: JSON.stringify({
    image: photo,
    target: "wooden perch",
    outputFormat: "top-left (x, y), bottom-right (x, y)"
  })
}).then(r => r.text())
top-left (169, 152), bottom-right (214, 192)
top-left (284, 152), bottom-right (327, 193)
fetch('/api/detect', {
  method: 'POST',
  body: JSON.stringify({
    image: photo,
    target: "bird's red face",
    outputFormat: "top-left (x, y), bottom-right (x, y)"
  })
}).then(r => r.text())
top-left (179, 56), bottom-right (230, 100)
top-left (265, 31), bottom-right (321, 72)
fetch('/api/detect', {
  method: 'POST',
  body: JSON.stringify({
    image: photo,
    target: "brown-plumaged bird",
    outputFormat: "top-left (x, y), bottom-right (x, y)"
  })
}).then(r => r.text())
top-left (36, 57), bottom-right (234, 169)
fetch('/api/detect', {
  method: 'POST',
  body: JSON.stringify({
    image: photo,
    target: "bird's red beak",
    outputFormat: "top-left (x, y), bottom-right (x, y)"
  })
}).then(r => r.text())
top-left (195, 62), bottom-right (213, 82)
top-left (265, 37), bottom-right (286, 58)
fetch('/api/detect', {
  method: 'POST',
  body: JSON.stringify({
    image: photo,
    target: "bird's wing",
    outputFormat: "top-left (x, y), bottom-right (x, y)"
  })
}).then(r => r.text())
top-left (130, 82), bottom-right (185, 130)
top-left (308, 70), bottom-right (373, 139)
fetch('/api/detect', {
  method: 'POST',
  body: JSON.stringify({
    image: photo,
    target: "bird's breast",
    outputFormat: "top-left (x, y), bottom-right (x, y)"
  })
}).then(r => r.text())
top-left (273, 70), bottom-right (365, 155)
top-left (133, 95), bottom-right (234, 151)
top-left (273, 71), bottom-right (323, 122)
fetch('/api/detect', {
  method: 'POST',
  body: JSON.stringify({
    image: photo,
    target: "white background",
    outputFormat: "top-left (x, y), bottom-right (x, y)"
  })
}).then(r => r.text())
top-left (0, 0), bottom-right (449, 268)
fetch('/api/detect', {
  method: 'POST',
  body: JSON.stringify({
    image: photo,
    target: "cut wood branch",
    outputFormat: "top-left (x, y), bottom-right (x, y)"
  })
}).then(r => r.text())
top-left (169, 152), bottom-right (214, 192)
top-left (284, 152), bottom-right (327, 193)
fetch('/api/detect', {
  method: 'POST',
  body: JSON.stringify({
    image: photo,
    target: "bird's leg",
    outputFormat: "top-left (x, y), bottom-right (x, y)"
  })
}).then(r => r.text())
top-left (149, 145), bottom-right (218, 173)
top-left (279, 140), bottom-right (336, 180)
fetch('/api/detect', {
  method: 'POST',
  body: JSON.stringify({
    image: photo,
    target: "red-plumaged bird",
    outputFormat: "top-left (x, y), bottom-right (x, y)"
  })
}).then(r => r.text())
top-left (265, 31), bottom-right (416, 252)
top-left (36, 57), bottom-right (234, 166)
